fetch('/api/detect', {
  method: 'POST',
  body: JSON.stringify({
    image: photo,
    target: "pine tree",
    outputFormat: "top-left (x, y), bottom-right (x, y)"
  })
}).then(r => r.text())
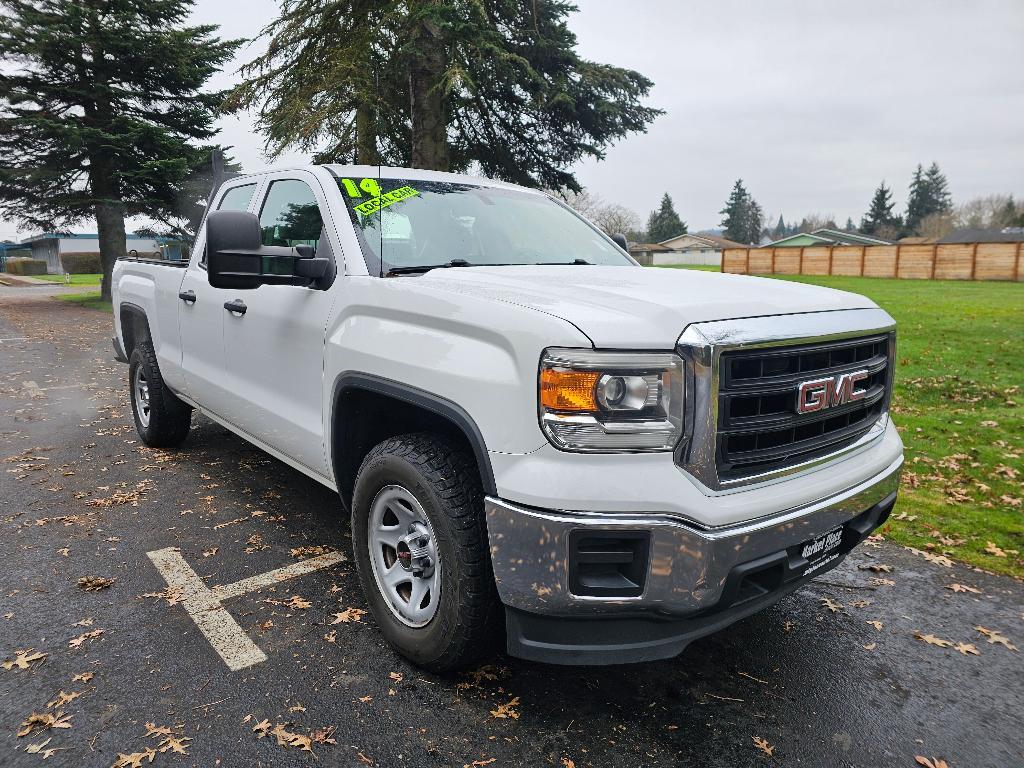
top-left (231, 0), bottom-right (662, 191)
top-left (646, 193), bottom-right (687, 242)
top-left (861, 182), bottom-right (901, 236)
top-left (906, 162), bottom-right (953, 235)
top-left (747, 199), bottom-right (765, 244)
top-left (844, 217), bottom-right (856, 232)
top-left (0, 0), bottom-right (239, 300)
top-left (772, 214), bottom-right (787, 239)
top-left (720, 180), bottom-right (750, 243)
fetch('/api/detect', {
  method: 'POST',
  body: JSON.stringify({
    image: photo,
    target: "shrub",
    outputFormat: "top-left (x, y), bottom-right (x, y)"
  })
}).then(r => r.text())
top-left (6, 258), bottom-right (48, 276)
top-left (60, 252), bottom-right (102, 273)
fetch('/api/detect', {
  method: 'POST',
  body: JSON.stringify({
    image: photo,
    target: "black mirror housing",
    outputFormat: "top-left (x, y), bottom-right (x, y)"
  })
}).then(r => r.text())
top-left (612, 233), bottom-right (629, 252)
top-left (206, 210), bottom-right (326, 289)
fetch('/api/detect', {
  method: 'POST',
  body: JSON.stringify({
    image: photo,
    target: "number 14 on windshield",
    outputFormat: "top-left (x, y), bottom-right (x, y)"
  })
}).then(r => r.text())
top-left (341, 178), bottom-right (381, 199)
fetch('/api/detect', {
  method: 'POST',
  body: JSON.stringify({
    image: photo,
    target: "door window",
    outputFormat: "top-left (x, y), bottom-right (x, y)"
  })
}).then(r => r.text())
top-left (217, 183), bottom-right (256, 211)
top-left (258, 179), bottom-right (324, 252)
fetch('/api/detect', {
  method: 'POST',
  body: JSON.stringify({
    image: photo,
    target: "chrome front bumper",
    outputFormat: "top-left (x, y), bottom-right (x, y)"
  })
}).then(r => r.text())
top-left (486, 454), bottom-right (903, 619)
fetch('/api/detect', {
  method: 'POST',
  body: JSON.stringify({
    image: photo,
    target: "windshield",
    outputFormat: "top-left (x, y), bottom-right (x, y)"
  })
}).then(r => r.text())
top-left (335, 176), bottom-right (634, 275)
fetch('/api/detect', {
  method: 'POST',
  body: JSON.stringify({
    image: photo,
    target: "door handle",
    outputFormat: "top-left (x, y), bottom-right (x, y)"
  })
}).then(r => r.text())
top-left (178, 290), bottom-right (196, 304)
top-left (223, 299), bottom-right (247, 315)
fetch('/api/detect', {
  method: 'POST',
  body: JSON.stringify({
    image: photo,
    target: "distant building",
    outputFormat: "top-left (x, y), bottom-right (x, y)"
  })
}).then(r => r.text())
top-left (18, 233), bottom-right (168, 273)
top-left (627, 242), bottom-right (673, 265)
top-left (937, 227), bottom-right (1024, 244)
top-left (654, 232), bottom-right (748, 266)
top-left (765, 228), bottom-right (892, 248)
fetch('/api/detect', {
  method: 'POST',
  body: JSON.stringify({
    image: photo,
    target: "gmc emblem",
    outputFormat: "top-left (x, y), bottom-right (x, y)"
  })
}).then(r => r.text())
top-left (796, 370), bottom-right (869, 414)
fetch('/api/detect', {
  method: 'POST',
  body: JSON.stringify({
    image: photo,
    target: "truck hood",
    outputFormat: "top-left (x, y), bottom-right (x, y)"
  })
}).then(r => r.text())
top-left (421, 265), bottom-right (879, 348)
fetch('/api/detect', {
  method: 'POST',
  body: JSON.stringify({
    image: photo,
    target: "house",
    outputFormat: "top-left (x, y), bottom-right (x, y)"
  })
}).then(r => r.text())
top-left (937, 227), bottom-right (1024, 244)
top-left (19, 233), bottom-right (164, 273)
top-left (627, 242), bottom-right (673, 266)
top-left (765, 228), bottom-right (892, 248)
top-left (652, 232), bottom-right (748, 266)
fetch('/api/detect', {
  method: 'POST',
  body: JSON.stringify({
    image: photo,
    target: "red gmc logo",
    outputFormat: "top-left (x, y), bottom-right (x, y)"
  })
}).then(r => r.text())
top-left (796, 370), bottom-right (869, 414)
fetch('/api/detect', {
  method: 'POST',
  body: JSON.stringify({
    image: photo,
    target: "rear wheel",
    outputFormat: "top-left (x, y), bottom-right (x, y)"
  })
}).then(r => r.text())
top-left (352, 433), bottom-right (499, 672)
top-left (129, 341), bottom-right (191, 448)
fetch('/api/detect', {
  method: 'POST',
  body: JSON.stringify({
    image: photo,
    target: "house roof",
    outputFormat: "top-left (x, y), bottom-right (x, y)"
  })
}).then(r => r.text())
top-left (20, 232), bottom-right (155, 245)
top-left (938, 228), bottom-right (1024, 244)
top-left (658, 232), bottom-right (747, 250)
top-left (628, 242), bottom-right (673, 252)
top-left (765, 229), bottom-right (892, 248)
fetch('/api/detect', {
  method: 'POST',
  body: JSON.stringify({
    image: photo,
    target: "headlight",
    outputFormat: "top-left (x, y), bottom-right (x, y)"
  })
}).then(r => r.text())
top-left (539, 348), bottom-right (684, 452)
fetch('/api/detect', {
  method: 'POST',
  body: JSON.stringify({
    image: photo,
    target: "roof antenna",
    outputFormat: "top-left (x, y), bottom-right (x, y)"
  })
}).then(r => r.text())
top-left (376, 44), bottom-right (383, 279)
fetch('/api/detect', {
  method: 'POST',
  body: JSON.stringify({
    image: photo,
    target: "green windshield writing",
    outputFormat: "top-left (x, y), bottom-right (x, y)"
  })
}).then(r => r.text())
top-left (352, 185), bottom-right (420, 216)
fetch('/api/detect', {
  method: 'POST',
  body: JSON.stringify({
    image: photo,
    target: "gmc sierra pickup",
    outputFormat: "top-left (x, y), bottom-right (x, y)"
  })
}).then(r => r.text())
top-left (112, 165), bottom-right (903, 671)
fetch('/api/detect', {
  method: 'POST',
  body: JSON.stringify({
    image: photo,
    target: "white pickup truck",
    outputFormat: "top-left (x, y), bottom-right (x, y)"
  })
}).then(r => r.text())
top-left (112, 165), bottom-right (903, 671)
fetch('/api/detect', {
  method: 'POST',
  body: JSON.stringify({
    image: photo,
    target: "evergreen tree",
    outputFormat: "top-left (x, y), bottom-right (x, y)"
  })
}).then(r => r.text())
top-left (860, 181), bottom-right (901, 236)
top-left (772, 214), bottom-right (787, 239)
top-left (720, 179), bottom-right (762, 244)
top-left (906, 162), bottom-right (953, 235)
top-left (844, 217), bottom-right (856, 232)
top-left (0, 0), bottom-right (239, 300)
top-left (720, 180), bottom-right (750, 243)
top-left (231, 0), bottom-right (662, 191)
top-left (646, 193), bottom-right (687, 242)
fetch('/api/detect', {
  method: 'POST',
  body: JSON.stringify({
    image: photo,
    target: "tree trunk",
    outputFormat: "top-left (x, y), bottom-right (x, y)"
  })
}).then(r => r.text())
top-left (408, 15), bottom-right (448, 171)
top-left (95, 199), bottom-right (127, 303)
top-left (355, 102), bottom-right (379, 165)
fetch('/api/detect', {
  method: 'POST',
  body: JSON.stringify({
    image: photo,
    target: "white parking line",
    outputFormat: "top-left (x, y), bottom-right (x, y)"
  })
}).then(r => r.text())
top-left (147, 547), bottom-right (345, 671)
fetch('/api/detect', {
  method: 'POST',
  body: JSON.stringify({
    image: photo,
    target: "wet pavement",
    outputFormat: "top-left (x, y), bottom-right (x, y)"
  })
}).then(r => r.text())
top-left (0, 292), bottom-right (1021, 768)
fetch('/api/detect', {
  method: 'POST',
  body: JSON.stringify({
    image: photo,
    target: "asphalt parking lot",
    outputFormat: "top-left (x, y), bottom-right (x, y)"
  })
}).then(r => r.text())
top-left (1, 289), bottom-right (1021, 768)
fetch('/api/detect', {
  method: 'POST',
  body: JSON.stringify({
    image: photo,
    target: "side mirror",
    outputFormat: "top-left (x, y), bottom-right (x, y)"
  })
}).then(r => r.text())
top-left (612, 233), bottom-right (629, 252)
top-left (206, 210), bottom-right (328, 289)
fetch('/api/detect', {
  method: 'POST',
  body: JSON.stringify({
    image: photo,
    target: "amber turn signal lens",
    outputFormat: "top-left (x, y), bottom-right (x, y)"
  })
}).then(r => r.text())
top-left (540, 368), bottom-right (600, 411)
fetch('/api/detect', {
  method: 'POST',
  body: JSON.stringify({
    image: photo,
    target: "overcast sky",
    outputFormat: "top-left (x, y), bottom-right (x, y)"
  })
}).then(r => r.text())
top-left (3, 0), bottom-right (1022, 240)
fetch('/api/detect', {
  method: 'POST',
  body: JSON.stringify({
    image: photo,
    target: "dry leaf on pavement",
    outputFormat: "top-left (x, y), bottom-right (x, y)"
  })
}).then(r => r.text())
top-left (17, 711), bottom-right (72, 737)
top-left (914, 631), bottom-right (953, 648)
top-left (25, 737), bottom-right (63, 759)
top-left (72, 671), bottom-right (94, 683)
top-left (867, 620), bottom-right (883, 630)
top-left (915, 757), bottom-right (949, 768)
top-left (68, 629), bottom-right (104, 649)
top-left (77, 575), bottom-right (114, 591)
top-left (974, 626), bottom-right (1018, 652)
top-left (330, 607), bottom-right (366, 624)
top-left (821, 597), bottom-right (843, 613)
top-left (285, 595), bottom-right (311, 610)
top-left (752, 736), bottom-right (775, 756)
top-left (954, 642), bottom-right (980, 656)
top-left (945, 584), bottom-right (980, 594)
top-left (46, 690), bottom-right (82, 709)
top-left (2, 648), bottom-right (47, 671)
top-left (112, 747), bottom-right (157, 768)
top-left (490, 697), bottom-right (520, 720)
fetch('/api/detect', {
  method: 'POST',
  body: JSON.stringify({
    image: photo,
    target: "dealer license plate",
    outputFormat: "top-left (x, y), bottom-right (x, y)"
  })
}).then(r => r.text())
top-left (799, 525), bottom-right (845, 576)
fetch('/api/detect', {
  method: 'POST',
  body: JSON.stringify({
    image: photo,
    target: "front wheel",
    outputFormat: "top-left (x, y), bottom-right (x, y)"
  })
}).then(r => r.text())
top-left (128, 341), bottom-right (191, 448)
top-left (351, 433), bottom-right (499, 672)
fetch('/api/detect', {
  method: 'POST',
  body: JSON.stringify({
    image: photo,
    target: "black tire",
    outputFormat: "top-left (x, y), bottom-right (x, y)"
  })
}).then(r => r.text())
top-left (128, 340), bottom-right (191, 448)
top-left (351, 432), bottom-right (500, 672)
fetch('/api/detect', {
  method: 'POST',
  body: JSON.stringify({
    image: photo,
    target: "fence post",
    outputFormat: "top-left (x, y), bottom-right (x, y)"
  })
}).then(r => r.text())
top-left (930, 244), bottom-right (938, 279)
top-left (1014, 242), bottom-right (1021, 282)
top-left (895, 244), bottom-right (902, 278)
top-left (770, 248), bottom-right (776, 274)
top-left (827, 246), bottom-right (834, 275)
top-left (970, 242), bottom-right (978, 280)
top-left (859, 246), bottom-right (866, 276)
top-left (745, 248), bottom-right (750, 274)
top-left (798, 246), bottom-right (805, 275)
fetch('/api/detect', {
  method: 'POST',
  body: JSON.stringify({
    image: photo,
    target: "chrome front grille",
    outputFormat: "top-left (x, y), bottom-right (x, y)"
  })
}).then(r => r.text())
top-left (675, 308), bottom-right (897, 491)
top-left (716, 335), bottom-right (890, 480)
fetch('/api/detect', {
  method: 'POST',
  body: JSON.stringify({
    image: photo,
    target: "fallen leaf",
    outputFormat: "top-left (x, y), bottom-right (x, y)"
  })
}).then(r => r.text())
top-left (389, 671), bottom-right (403, 683)
top-left (46, 690), bottom-right (82, 709)
top-left (290, 545), bottom-right (336, 558)
top-left (144, 723), bottom-right (173, 738)
top-left (68, 629), bottom-right (104, 649)
top-left (752, 735), bottom-right (775, 756)
top-left (914, 631), bottom-right (953, 648)
top-left (561, 759), bottom-right (575, 768)
top-left (202, 547), bottom-right (219, 558)
top-left (858, 563), bottom-right (893, 573)
top-left (157, 735), bottom-right (191, 755)
top-left (17, 711), bottom-right (72, 737)
top-left (323, 630), bottom-right (337, 643)
top-left (2, 648), bottom-right (47, 671)
top-left (139, 587), bottom-right (183, 606)
top-left (945, 583), bottom-right (981, 594)
top-left (974, 626), bottom-right (1018, 652)
top-left (863, 642), bottom-right (877, 651)
top-left (490, 696), bottom-right (520, 720)
top-left (821, 596), bottom-right (843, 613)
top-left (112, 748), bottom-right (157, 768)
top-left (867, 620), bottom-right (883, 630)
top-left (311, 726), bottom-right (337, 745)
top-left (252, 719), bottom-right (272, 737)
top-left (954, 642), bottom-right (980, 656)
top-left (72, 672), bottom-right (94, 683)
top-left (76, 576), bottom-right (114, 591)
top-left (984, 541), bottom-right (1007, 558)
top-left (71, 617), bottom-right (93, 627)
top-left (330, 607), bottom-right (366, 624)
top-left (284, 595), bottom-right (311, 610)
top-left (915, 757), bottom-right (949, 768)
top-left (25, 737), bottom-right (63, 759)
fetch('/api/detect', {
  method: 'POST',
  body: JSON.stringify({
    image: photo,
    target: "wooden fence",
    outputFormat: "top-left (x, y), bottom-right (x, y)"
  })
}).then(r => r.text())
top-left (722, 242), bottom-right (1023, 281)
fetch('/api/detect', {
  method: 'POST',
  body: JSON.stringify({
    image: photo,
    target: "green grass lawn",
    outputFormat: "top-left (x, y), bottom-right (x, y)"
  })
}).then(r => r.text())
top-left (56, 290), bottom-right (112, 313)
top-left (656, 264), bottom-right (721, 272)
top-left (753, 274), bottom-right (1022, 578)
top-left (35, 273), bottom-right (102, 285)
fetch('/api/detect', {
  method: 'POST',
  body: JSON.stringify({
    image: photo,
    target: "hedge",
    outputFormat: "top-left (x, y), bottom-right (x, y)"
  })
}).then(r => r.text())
top-left (60, 252), bottom-right (102, 273)
top-left (5, 258), bottom-right (48, 276)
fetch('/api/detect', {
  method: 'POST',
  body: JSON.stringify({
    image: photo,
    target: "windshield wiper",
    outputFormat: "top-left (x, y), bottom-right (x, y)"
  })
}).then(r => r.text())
top-left (386, 259), bottom-right (473, 276)
top-left (533, 258), bottom-right (592, 265)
